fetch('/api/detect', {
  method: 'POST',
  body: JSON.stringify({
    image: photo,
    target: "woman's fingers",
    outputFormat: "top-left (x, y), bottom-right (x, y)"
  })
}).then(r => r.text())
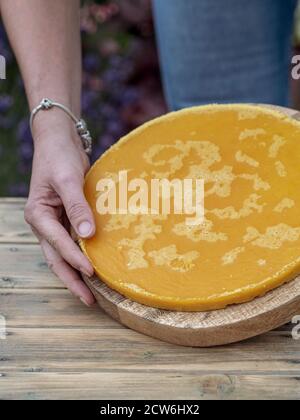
top-left (40, 238), bottom-right (95, 306)
top-left (25, 203), bottom-right (94, 277)
top-left (54, 175), bottom-right (96, 239)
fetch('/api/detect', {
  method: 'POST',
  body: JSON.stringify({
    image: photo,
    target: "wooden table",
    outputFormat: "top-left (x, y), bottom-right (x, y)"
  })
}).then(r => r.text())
top-left (0, 198), bottom-right (299, 400)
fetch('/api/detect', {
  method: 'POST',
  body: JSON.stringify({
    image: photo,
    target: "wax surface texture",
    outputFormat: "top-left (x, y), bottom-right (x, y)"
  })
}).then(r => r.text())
top-left (80, 105), bottom-right (300, 311)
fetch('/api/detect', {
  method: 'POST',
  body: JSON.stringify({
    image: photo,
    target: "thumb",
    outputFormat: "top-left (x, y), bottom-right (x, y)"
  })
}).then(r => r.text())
top-left (58, 176), bottom-right (96, 239)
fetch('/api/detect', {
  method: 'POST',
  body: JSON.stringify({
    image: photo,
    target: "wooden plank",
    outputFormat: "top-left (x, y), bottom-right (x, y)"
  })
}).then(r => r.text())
top-left (0, 371), bottom-right (299, 400)
top-left (0, 288), bottom-right (122, 328)
top-left (0, 244), bottom-right (55, 287)
top-left (0, 328), bottom-right (300, 374)
top-left (0, 200), bottom-right (36, 244)
top-left (0, 198), bottom-right (27, 204)
top-left (1, 287), bottom-right (298, 333)
top-left (0, 244), bottom-right (62, 289)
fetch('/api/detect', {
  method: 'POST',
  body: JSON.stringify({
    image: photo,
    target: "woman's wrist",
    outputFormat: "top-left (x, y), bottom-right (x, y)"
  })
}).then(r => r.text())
top-left (30, 99), bottom-right (92, 155)
top-left (33, 112), bottom-right (75, 141)
top-left (32, 102), bottom-right (80, 143)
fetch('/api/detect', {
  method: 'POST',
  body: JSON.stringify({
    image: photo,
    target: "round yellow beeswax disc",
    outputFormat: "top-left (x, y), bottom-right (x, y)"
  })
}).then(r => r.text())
top-left (80, 104), bottom-right (300, 311)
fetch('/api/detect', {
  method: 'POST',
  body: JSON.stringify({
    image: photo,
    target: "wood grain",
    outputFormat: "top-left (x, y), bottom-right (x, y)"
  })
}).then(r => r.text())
top-left (0, 200), bottom-right (36, 244)
top-left (0, 372), bottom-right (299, 400)
top-left (1, 327), bottom-right (299, 373)
top-left (0, 244), bottom-right (61, 289)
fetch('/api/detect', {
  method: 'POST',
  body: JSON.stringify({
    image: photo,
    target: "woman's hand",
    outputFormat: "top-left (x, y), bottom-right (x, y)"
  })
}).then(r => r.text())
top-left (0, 0), bottom-right (92, 304)
top-left (25, 114), bottom-right (96, 306)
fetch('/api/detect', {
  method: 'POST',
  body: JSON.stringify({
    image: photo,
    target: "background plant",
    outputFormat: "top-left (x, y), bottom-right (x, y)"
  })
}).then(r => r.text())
top-left (1, 0), bottom-right (299, 197)
top-left (0, 0), bottom-right (166, 196)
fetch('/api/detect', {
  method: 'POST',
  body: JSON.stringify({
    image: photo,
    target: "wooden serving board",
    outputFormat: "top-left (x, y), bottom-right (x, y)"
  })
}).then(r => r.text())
top-left (82, 105), bottom-right (300, 347)
top-left (83, 274), bottom-right (300, 347)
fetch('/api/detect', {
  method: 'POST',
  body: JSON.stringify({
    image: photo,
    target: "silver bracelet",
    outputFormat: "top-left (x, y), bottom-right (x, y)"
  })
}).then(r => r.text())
top-left (30, 98), bottom-right (93, 155)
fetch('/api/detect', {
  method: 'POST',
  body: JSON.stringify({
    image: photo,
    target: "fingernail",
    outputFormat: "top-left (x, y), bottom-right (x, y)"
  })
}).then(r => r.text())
top-left (80, 297), bottom-right (92, 307)
top-left (80, 267), bottom-right (94, 278)
top-left (78, 221), bottom-right (93, 238)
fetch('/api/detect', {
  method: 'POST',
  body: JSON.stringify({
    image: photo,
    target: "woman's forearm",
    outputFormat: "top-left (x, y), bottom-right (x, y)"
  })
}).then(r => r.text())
top-left (0, 0), bottom-right (82, 136)
top-left (0, 1), bottom-right (96, 305)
